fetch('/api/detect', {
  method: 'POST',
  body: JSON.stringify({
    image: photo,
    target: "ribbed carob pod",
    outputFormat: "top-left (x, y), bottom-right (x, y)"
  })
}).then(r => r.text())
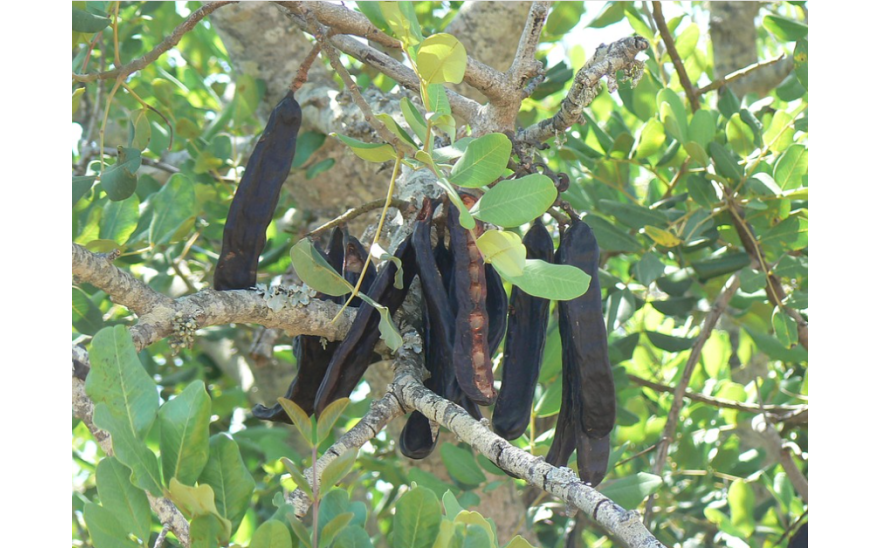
top-left (214, 91), bottom-right (301, 290)
top-left (548, 218), bottom-right (615, 485)
top-left (492, 221), bottom-right (554, 440)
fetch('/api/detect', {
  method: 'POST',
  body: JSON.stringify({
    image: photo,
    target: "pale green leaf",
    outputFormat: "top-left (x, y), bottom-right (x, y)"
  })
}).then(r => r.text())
top-left (449, 134), bottom-right (512, 188)
top-left (476, 230), bottom-right (526, 278)
top-left (417, 33), bottom-right (467, 84)
top-left (334, 133), bottom-right (397, 163)
top-left (159, 381), bottom-right (211, 486)
top-left (471, 174), bottom-right (556, 227)
top-left (502, 259), bottom-right (591, 301)
top-left (290, 239), bottom-right (355, 297)
top-left (316, 398), bottom-right (350, 445)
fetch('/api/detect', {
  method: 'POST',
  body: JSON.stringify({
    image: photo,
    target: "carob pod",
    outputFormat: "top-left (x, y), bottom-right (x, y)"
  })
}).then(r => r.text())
top-left (553, 218), bottom-right (616, 485)
top-left (313, 234), bottom-right (417, 415)
top-left (252, 228), bottom-right (346, 422)
top-left (215, 91), bottom-right (302, 290)
top-left (400, 199), bottom-right (449, 459)
top-left (485, 264), bottom-right (508, 356)
top-left (448, 196), bottom-right (497, 405)
top-left (492, 221), bottom-right (554, 440)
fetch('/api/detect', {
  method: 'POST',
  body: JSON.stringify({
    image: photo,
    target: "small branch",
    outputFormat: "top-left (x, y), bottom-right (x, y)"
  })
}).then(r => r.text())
top-left (507, 2), bottom-right (552, 89)
top-left (752, 415), bottom-right (808, 503)
top-left (290, 41), bottom-right (322, 94)
top-left (305, 198), bottom-right (412, 237)
top-left (696, 53), bottom-right (788, 96)
top-left (519, 36), bottom-right (648, 144)
top-left (644, 274), bottom-right (740, 524)
top-left (651, 2), bottom-right (699, 112)
top-left (72, 2), bottom-right (237, 83)
top-left (288, 337), bottom-right (666, 547)
top-left (628, 374), bottom-right (806, 421)
top-left (73, 361), bottom-right (190, 546)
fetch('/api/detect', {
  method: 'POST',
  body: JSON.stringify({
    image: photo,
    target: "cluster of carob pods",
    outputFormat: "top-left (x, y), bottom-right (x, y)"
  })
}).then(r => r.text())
top-left (213, 92), bottom-right (616, 486)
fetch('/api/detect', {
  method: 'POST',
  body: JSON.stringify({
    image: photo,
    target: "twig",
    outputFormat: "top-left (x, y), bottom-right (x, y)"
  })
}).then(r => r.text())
top-left (288, 339), bottom-right (667, 548)
top-left (290, 41), bottom-right (322, 93)
top-left (651, 2), bottom-right (699, 112)
top-left (153, 525), bottom-right (169, 548)
top-left (644, 274), bottom-right (740, 524)
top-left (752, 415), bottom-right (808, 503)
top-left (519, 36), bottom-right (648, 144)
top-left (73, 2), bottom-right (237, 83)
top-left (507, 2), bottom-right (552, 89)
top-left (696, 54), bottom-right (788, 96)
top-left (305, 198), bottom-right (412, 237)
top-left (627, 374), bottom-right (806, 420)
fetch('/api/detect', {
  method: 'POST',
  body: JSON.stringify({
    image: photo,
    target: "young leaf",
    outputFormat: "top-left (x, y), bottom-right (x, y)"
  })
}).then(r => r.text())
top-left (287, 514), bottom-right (313, 548)
top-left (452, 511), bottom-right (494, 544)
top-left (319, 512), bottom-right (354, 548)
top-left (334, 133), bottom-right (397, 163)
top-left (316, 397), bottom-right (350, 445)
top-left (476, 230), bottom-right (526, 278)
top-left (358, 293), bottom-right (404, 351)
top-left (376, 113), bottom-right (419, 151)
top-left (400, 97), bottom-right (428, 144)
top-left (159, 381), bottom-right (212, 486)
top-left (416, 33), bottom-right (467, 84)
top-left (281, 457), bottom-right (313, 500)
top-left (644, 226), bottom-right (682, 247)
top-left (290, 239), bottom-right (355, 297)
top-left (504, 536), bottom-right (538, 548)
top-left (449, 133), bottom-right (512, 188)
top-left (471, 174), bottom-right (557, 227)
top-left (728, 479), bottom-right (756, 536)
top-left (442, 490), bottom-right (464, 518)
top-left (320, 449), bottom-right (359, 497)
top-left (277, 397), bottom-right (315, 447)
top-left (392, 486), bottom-right (442, 548)
top-left (657, 89), bottom-right (689, 143)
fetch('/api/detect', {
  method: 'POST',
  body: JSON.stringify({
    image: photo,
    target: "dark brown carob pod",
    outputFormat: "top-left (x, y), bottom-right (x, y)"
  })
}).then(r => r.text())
top-left (555, 217), bottom-right (615, 485)
top-left (485, 264), bottom-right (508, 356)
top-left (215, 91), bottom-right (301, 290)
top-left (448, 196), bottom-right (496, 405)
top-left (313, 235), bottom-right (417, 415)
top-left (493, 221), bottom-right (554, 440)
top-left (252, 230), bottom-right (346, 422)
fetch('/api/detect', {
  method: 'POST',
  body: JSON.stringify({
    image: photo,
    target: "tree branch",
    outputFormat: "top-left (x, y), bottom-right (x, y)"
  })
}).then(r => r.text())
top-left (518, 36), bottom-right (648, 144)
top-left (507, 2), bottom-right (552, 89)
top-left (72, 2), bottom-right (237, 83)
top-left (696, 53), bottom-right (788, 96)
top-left (651, 2), bottom-right (700, 112)
top-left (287, 332), bottom-right (666, 548)
top-left (644, 274), bottom-right (740, 524)
top-left (752, 415), bottom-right (808, 503)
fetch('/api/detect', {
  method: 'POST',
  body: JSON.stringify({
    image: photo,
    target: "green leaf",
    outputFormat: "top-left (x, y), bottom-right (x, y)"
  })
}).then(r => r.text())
top-left (198, 434), bottom-right (255, 533)
top-left (692, 252), bottom-right (751, 281)
top-left (688, 109), bottom-right (716, 149)
top-left (596, 473), bottom-right (662, 510)
top-left (794, 40), bottom-right (808, 89)
top-left (417, 33), bottom-right (467, 84)
top-left (287, 512), bottom-right (313, 547)
top-left (584, 214), bottom-right (643, 252)
top-left (772, 307), bottom-right (799, 348)
top-left (426, 83), bottom-right (452, 117)
top-left (502, 259), bottom-right (590, 301)
top-left (73, 7), bottom-right (110, 33)
top-left (644, 225), bottom-right (682, 247)
top-left (400, 97), bottom-right (428, 144)
top-left (471, 174), bottom-right (556, 227)
top-left (452, 511), bottom-right (494, 546)
top-left (292, 131), bottom-right (327, 168)
top-left (763, 110), bottom-right (794, 153)
top-left (92, 407), bottom-right (163, 495)
top-left (475, 230), bottom-right (526, 278)
top-left (281, 457), bottom-right (314, 500)
top-left (380, 0), bottom-right (423, 46)
top-left (728, 479), bottom-right (756, 535)
top-left (761, 216), bottom-right (808, 251)
top-left (393, 486), bottom-right (442, 548)
top-left (725, 114), bottom-right (755, 158)
top-left (233, 73), bottom-right (263, 125)
top-left (686, 174), bottom-right (719, 208)
top-left (86, 326), bottom-right (159, 438)
top-left (739, 268), bottom-right (766, 293)
top-left (73, 287), bottom-right (104, 335)
top-left (657, 88), bottom-right (688, 143)
top-left (159, 381), bottom-right (211, 486)
top-left (73, 87), bottom-right (86, 115)
top-left (634, 253), bottom-right (665, 286)
top-left (307, 158), bottom-right (336, 180)
top-left (100, 146), bottom-right (141, 201)
top-left (504, 536), bottom-right (538, 548)
top-left (320, 512), bottom-right (354, 548)
top-left (290, 239), bottom-right (355, 297)
top-left (129, 108), bottom-right (152, 150)
top-left (277, 398), bottom-right (315, 447)
top-left (73, 175), bottom-right (96, 206)
top-left (357, 293), bottom-right (404, 351)
top-left (95, 457), bottom-right (152, 541)
top-left (321, 449), bottom-right (359, 497)
top-left (317, 397), bottom-right (350, 445)
top-left (645, 331), bottom-right (696, 353)
top-left (459, 523), bottom-right (493, 548)
top-left (428, 170), bottom-right (474, 230)
top-left (333, 525), bottom-right (374, 548)
top-left (334, 133), bottom-right (397, 163)
top-left (440, 445), bottom-right (487, 486)
top-left (167, 479), bottom-right (232, 540)
top-left (763, 15), bottom-right (808, 41)
top-left (376, 113), bottom-right (419, 151)
top-left (708, 142), bottom-right (743, 180)
top-left (99, 194), bottom-right (139, 245)
top-left (773, 145), bottom-right (808, 190)
top-left (250, 520), bottom-right (292, 548)
top-left (544, 1), bottom-right (585, 38)
top-left (535, 375), bottom-right (562, 417)
top-left (442, 490), bottom-right (464, 517)
top-left (598, 200), bottom-right (669, 229)
top-left (634, 118), bottom-right (666, 159)
top-left (449, 134), bottom-right (512, 188)
top-left (589, 2), bottom-right (626, 28)
top-left (148, 173), bottom-right (195, 246)
top-left (189, 514), bottom-right (226, 548)
top-left (356, 2), bottom-right (393, 36)
top-left (83, 502), bottom-right (141, 548)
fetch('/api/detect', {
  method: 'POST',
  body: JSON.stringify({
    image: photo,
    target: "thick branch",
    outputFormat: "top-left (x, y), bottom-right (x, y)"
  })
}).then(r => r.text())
top-left (507, 2), bottom-right (552, 88)
top-left (519, 36), bottom-right (648, 143)
top-left (288, 338), bottom-right (666, 548)
top-left (645, 274), bottom-right (740, 523)
top-left (72, 2), bottom-right (236, 83)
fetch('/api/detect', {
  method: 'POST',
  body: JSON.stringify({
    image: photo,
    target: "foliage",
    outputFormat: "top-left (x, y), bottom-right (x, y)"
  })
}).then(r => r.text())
top-left (73, 2), bottom-right (807, 547)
